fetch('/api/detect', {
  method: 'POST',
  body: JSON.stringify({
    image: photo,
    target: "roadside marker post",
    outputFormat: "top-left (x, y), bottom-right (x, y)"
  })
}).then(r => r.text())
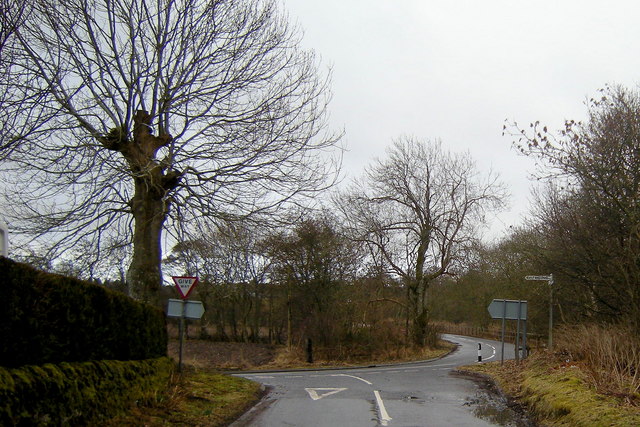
top-left (477, 343), bottom-right (482, 363)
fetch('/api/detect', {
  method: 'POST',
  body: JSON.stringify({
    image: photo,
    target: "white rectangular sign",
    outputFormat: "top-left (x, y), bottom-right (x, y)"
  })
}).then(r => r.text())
top-left (167, 299), bottom-right (205, 319)
top-left (488, 299), bottom-right (527, 320)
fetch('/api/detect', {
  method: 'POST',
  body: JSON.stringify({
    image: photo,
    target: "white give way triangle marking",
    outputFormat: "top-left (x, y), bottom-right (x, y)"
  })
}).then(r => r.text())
top-left (305, 387), bottom-right (347, 400)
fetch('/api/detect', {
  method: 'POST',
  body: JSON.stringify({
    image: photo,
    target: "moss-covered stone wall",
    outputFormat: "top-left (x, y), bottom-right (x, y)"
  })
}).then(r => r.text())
top-left (0, 357), bottom-right (173, 426)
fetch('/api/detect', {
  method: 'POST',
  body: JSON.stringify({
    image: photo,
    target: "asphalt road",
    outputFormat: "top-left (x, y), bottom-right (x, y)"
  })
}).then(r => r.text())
top-left (232, 334), bottom-right (531, 427)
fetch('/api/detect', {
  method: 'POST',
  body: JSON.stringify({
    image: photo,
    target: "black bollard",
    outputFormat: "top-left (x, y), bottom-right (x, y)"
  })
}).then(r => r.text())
top-left (306, 338), bottom-right (313, 363)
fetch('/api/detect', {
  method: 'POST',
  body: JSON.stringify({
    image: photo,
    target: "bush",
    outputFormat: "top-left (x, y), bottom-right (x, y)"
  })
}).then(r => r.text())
top-left (0, 257), bottom-right (167, 367)
top-left (0, 357), bottom-right (173, 426)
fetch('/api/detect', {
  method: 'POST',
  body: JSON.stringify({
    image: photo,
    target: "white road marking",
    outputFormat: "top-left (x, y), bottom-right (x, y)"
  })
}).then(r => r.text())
top-left (484, 344), bottom-right (497, 361)
top-left (305, 387), bottom-right (347, 400)
top-left (330, 373), bottom-right (373, 385)
top-left (285, 375), bottom-right (303, 378)
top-left (252, 376), bottom-right (274, 379)
top-left (374, 390), bottom-right (392, 426)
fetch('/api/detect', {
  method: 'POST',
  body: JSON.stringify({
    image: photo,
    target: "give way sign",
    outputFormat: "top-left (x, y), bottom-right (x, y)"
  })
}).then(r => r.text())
top-left (172, 276), bottom-right (199, 299)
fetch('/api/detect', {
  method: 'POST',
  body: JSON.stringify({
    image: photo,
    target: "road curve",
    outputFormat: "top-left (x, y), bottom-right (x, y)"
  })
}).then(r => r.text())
top-left (231, 335), bottom-right (526, 427)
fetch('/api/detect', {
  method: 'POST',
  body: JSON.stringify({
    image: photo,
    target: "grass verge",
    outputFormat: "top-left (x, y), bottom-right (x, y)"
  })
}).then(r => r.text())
top-left (458, 354), bottom-right (640, 427)
top-left (106, 367), bottom-right (263, 426)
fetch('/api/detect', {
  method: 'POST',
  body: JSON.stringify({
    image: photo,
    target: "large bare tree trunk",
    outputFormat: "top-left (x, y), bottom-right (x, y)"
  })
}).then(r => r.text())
top-left (122, 111), bottom-right (180, 302)
top-left (128, 189), bottom-right (167, 303)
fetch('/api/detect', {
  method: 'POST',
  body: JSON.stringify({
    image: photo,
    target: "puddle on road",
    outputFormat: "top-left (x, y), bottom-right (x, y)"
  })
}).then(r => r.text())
top-left (465, 393), bottom-right (534, 427)
top-left (456, 372), bottom-right (536, 427)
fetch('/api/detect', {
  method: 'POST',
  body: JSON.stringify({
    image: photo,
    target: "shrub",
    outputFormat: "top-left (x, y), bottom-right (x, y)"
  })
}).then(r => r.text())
top-left (0, 357), bottom-right (173, 426)
top-left (0, 257), bottom-right (167, 367)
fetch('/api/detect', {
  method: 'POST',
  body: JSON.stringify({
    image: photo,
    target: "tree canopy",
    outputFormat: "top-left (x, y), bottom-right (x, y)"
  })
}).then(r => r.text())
top-left (0, 0), bottom-right (341, 300)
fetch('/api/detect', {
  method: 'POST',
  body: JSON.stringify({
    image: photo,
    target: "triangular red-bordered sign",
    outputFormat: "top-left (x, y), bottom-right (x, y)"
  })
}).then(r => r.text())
top-left (172, 276), bottom-right (199, 299)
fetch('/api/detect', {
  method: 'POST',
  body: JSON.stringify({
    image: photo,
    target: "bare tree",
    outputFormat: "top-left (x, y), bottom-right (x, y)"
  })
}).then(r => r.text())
top-left (337, 137), bottom-right (506, 346)
top-left (1, 0), bottom-right (341, 301)
top-left (509, 85), bottom-right (640, 330)
top-left (0, 0), bottom-right (37, 158)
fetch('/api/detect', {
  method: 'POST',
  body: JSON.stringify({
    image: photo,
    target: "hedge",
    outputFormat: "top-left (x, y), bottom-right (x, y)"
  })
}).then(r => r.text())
top-left (0, 357), bottom-right (173, 426)
top-left (0, 257), bottom-right (167, 368)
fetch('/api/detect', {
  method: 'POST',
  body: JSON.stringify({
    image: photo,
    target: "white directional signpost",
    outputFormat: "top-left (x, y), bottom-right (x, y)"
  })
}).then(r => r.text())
top-left (169, 276), bottom-right (203, 371)
top-left (525, 274), bottom-right (554, 349)
top-left (488, 299), bottom-right (528, 364)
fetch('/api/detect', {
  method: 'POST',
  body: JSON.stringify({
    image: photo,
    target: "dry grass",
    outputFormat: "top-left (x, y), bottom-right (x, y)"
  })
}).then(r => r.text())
top-left (555, 323), bottom-right (640, 403)
top-left (167, 340), bottom-right (276, 370)
top-left (258, 340), bottom-right (456, 370)
top-left (167, 337), bottom-right (456, 372)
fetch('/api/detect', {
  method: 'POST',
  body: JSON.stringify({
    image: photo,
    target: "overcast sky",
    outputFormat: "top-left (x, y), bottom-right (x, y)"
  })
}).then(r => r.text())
top-left (280, 0), bottom-right (640, 241)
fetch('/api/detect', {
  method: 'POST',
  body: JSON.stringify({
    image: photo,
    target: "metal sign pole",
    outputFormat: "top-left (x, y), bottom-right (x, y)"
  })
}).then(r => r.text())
top-left (523, 319), bottom-right (528, 358)
top-left (178, 300), bottom-right (186, 372)
top-left (548, 274), bottom-right (554, 350)
top-left (515, 300), bottom-right (522, 363)
top-left (500, 299), bottom-right (506, 365)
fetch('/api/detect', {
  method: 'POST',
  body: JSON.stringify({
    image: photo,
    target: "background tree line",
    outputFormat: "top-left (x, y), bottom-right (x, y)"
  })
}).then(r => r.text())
top-left (4, 0), bottom-right (639, 355)
top-left (430, 85), bottom-right (640, 342)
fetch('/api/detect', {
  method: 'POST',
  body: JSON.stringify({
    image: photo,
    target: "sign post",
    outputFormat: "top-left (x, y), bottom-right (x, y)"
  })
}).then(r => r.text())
top-left (169, 276), bottom-right (201, 372)
top-left (488, 299), bottom-right (528, 364)
top-left (525, 274), bottom-right (554, 349)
